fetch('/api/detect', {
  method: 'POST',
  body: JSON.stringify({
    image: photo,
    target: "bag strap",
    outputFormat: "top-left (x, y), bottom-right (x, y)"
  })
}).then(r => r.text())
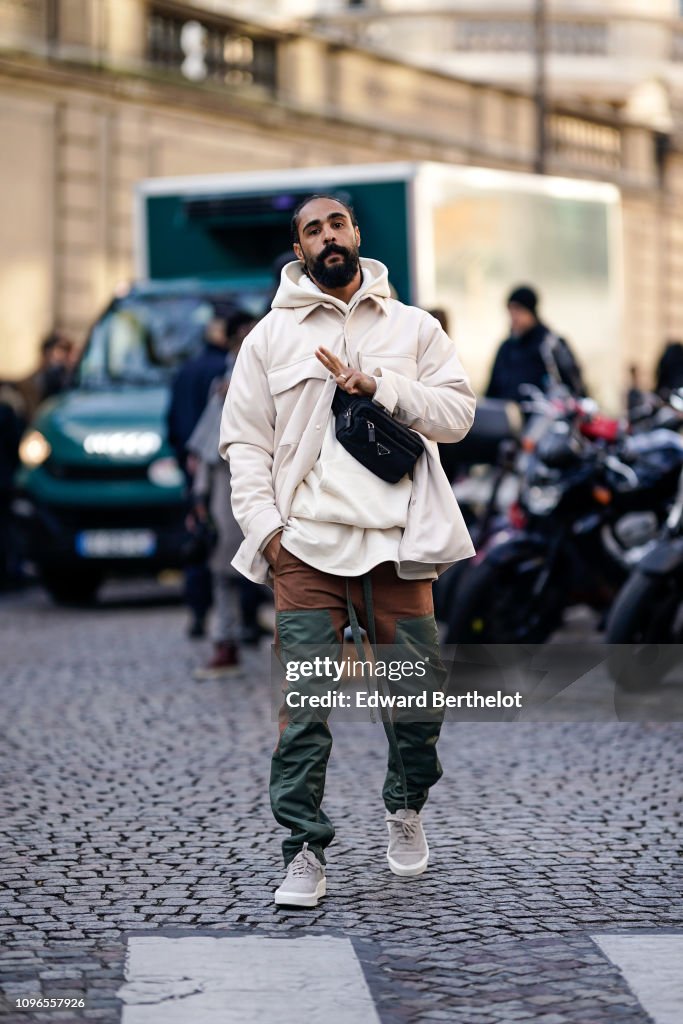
top-left (362, 573), bottom-right (377, 648)
top-left (345, 576), bottom-right (409, 810)
top-left (540, 331), bottom-right (563, 387)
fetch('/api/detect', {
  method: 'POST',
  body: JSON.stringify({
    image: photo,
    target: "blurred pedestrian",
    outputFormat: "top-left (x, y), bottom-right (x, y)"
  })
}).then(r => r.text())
top-left (167, 304), bottom-right (235, 469)
top-left (186, 310), bottom-right (259, 678)
top-left (655, 340), bottom-right (683, 398)
top-left (0, 383), bottom-right (26, 589)
top-left (486, 285), bottom-right (585, 403)
top-left (18, 331), bottom-right (75, 419)
top-left (167, 303), bottom-right (235, 638)
top-left (428, 308), bottom-right (450, 333)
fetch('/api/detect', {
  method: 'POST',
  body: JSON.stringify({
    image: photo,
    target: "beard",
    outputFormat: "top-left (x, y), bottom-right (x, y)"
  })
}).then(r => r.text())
top-left (306, 242), bottom-right (360, 289)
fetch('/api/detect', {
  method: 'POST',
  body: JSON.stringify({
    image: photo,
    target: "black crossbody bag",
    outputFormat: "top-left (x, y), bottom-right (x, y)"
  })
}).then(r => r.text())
top-left (331, 386), bottom-right (424, 484)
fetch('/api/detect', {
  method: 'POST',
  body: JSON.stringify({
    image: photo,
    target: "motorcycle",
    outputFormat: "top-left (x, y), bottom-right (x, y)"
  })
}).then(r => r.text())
top-left (434, 438), bottom-right (518, 624)
top-left (606, 465), bottom-right (683, 690)
top-left (445, 399), bottom-right (683, 645)
top-left (434, 398), bottom-right (521, 625)
top-left (436, 386), bottom-right (577, 624)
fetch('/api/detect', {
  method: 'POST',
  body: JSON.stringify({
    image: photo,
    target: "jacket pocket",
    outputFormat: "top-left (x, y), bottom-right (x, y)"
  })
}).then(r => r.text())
top-left (361, 354), bottom-right (418, 380)
top-left (267, 355), bottom-right (329, 396)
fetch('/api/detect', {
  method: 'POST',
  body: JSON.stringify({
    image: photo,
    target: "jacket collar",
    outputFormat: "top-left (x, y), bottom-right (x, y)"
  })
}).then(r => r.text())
top-left (274, 257), bottom-right (391, 323)
top-left (293, 290), bottom-right (389, 323)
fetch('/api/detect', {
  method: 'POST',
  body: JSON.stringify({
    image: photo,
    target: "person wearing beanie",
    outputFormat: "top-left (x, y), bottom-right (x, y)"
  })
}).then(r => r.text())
top-left (485, 284), bottom-right (585, 402)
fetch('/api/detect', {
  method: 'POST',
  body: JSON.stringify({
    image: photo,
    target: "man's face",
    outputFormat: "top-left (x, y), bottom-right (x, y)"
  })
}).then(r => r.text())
top-left (508, 302), bottom-right (536, 336)
top-left (293, 198), bottom-right (361, 289)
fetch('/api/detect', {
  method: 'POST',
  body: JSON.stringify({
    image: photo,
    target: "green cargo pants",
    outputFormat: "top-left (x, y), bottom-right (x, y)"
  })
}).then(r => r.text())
top-left (270, 545), bottom-right (445, 867)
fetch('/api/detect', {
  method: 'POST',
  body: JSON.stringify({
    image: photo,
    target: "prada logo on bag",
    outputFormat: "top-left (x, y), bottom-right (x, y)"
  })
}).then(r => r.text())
top-left (367, 421), bottom-right (390, 455)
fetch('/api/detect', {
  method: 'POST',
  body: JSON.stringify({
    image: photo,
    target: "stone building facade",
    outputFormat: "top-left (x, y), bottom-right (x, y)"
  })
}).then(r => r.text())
top-left (246, 0), bottom-right (683, 121)
top-left (0, 0), bottom-right (682, 393)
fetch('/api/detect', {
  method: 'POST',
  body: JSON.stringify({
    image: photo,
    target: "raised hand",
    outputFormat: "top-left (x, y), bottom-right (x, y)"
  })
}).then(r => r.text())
top-left (315, 346), bottom-right (377, 396)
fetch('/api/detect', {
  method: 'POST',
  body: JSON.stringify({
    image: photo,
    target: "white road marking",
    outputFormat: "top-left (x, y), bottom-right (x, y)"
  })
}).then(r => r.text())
top-left (592, 933), bottom-right (683, 1024)
top-left (117, 934), bottom-right (381, 1024)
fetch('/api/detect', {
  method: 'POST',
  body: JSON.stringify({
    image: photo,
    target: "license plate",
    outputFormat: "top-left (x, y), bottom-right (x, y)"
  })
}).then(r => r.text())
top-left (76, 529), bottom-right (157, 558)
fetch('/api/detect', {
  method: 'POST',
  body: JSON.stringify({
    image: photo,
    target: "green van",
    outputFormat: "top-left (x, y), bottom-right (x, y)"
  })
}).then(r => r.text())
top-left (13, 279), bottom-right (263, 603)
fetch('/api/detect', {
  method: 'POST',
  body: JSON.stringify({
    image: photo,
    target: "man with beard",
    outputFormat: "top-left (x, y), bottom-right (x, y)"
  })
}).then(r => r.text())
top-left (220, 194), bottom-right (476, 906)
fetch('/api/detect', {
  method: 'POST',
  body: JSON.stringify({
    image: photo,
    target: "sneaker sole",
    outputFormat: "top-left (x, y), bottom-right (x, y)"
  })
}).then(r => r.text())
top-left (274, 878), bottom-right (326, 908)
top-left (387, 848), bottom-right (429, 877)
top-left (193, 666), bottom-right (242, 680)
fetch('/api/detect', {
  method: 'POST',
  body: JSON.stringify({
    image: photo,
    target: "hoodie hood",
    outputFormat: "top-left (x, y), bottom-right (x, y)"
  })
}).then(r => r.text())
top-left (271, 257), bottom-right (391, 319)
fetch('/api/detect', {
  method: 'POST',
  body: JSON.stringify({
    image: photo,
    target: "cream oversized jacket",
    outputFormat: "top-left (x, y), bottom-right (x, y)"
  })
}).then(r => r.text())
top-left (219, 258), bottom-right (476, 584)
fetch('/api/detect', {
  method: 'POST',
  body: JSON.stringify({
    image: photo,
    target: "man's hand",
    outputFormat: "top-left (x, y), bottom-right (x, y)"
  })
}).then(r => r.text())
top-left (263, 530), bottom-right (283, 569)
top-left (315, 346), bottom-right (377, 396)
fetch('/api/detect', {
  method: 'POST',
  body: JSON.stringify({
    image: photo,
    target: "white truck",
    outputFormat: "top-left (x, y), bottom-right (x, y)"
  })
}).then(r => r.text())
top-left (135, 160), bottom-right (623, 408)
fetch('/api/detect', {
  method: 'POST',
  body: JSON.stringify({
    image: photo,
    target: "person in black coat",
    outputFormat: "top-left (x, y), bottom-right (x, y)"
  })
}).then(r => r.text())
top-left (655, 340), bottom-right (683, 398)
top-left (486, 285), bottom-right (585, 403)
top-left (0, 384), bottom-right (26, 589)
top-left (167, 309), bottom-right (234, 471)
top-left (167, 305), bottom-right (234, 638)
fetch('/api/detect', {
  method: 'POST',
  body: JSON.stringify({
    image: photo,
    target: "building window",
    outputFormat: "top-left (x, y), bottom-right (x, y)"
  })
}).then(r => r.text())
top-left (453, 17), bottom-right (606, 56)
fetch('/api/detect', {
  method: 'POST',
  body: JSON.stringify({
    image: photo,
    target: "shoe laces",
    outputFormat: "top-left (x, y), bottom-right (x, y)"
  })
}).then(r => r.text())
top-left (387, 813), bottom-right (420, 845)
top-left (289, 844), bottom-right (321, 877)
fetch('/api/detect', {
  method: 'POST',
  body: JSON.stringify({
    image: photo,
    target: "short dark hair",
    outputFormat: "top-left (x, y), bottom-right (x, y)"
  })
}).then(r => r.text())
top-left (290, 193), bottom-right (357, 245)
top-left (227, 310), bottom-right (257, 337)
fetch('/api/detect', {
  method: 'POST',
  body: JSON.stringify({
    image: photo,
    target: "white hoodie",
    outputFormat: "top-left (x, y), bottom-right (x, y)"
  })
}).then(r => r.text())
top-left (282, 271), bottom-right (425, 577)
top-left (220, 258), bottom-right (476, 585)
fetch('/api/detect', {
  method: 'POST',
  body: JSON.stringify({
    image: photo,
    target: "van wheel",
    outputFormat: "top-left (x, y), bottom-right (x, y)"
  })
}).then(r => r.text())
top-left (42, 570), bottom-right (102, 606)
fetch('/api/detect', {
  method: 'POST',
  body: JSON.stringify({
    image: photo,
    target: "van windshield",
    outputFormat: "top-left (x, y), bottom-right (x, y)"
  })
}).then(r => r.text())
top-left (77, 295), bottom-right (215, 386)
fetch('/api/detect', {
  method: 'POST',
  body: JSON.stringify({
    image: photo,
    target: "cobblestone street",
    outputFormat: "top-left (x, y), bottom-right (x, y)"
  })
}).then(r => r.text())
top-left (1, 584), bottom-right (682, 1023)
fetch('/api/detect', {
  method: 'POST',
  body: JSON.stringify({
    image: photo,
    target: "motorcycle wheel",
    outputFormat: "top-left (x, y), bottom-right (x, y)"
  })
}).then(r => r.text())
top-left (606, 573), bottom-right (683, 691)
top-left (445, 555), bottom-right (565, 644)
top-left (433, 559), bottom-right (472, 624)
